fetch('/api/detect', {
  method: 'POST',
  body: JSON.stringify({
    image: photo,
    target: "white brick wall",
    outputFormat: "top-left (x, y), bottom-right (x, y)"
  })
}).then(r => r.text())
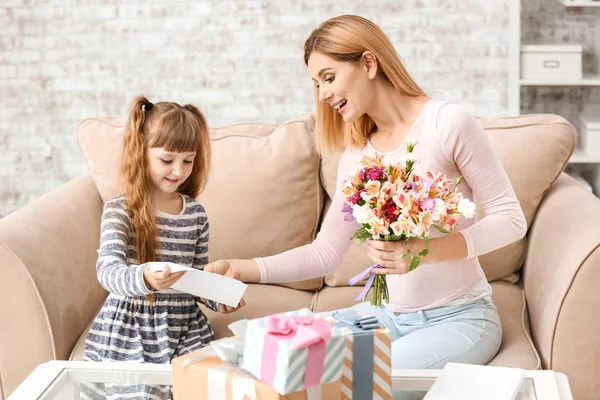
top-left (0, 0), bottom-right (581, 216)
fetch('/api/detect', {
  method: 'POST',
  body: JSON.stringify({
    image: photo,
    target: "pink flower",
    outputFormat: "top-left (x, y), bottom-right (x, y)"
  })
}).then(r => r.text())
top-left (348, 192), bottom-right (361, 204)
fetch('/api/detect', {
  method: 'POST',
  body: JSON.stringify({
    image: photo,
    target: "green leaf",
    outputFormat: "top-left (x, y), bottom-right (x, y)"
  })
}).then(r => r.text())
top-left (423, 235), bottom-right (429, 247)
top-left (384, 233), bottom-right (391, 241)
top-left (418, 249), bottom-right (429, 257)
top-left (409, 256), bottom-right (421, 271)
top-left (433, 224), bottom-right (450, 234)
top-left (387, 165), bottom-right (393, 175)
top-left (456, 176), bottom-right (463, 185)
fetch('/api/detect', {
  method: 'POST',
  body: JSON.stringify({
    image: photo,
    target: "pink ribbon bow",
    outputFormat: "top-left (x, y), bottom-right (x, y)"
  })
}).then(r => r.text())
top-left (260, 314), bottom-right (333, 390)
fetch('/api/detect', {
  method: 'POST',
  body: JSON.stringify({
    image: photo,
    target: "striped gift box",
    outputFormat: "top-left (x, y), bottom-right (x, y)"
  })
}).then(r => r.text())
top-left (241, 308), bottom-right (348, 395)
top-left (328, 318), bottom-right (392, 400)
top-left (172, 345), bottom-right (342, 400)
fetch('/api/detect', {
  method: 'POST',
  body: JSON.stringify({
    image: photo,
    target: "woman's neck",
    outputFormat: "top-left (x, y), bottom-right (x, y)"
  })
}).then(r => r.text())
top-left (366, 80), bottom-right (428, 138)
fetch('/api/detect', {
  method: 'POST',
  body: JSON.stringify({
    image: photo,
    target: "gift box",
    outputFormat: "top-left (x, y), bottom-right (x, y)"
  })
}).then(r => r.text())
top-left (327, 309), bottom-right (393, 400)
top-left (240, 308), bottom-right (348, 395)
top-left (172, 308), bottom-right (392, 400)
top-left (172, 340), bottom-right (342, 400)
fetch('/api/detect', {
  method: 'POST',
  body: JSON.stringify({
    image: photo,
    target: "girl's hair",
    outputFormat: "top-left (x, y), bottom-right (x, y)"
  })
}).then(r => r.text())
top-left (121, 95), bottom-right (211, 264)
top-left (303, 15), bottom-right (426, 151)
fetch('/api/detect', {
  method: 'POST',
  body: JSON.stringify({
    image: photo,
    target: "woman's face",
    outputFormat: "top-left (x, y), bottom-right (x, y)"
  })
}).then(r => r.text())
top-left (307, 51), bottom-right (375, 123)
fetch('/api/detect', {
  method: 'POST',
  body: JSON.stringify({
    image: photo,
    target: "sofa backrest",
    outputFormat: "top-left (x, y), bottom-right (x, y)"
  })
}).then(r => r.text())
top-left (77, 112), bottom-right (576, 288)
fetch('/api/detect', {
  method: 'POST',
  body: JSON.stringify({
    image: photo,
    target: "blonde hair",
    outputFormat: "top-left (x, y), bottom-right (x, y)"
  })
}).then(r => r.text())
top-left (121, 95), bottom-right (211, 266)
top-left (304, 15), bottom-right (426, 151)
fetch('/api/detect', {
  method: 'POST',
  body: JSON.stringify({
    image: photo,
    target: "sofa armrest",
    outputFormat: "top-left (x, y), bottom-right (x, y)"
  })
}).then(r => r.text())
top-left (0, 175), bottom-right (106, 397)
top-left (523, 173), bottom-right (600, 399)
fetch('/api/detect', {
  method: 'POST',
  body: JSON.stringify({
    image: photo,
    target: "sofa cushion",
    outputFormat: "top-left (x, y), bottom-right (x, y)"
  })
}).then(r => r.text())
top-left (487, 282), bottom-right (541, 370)
top-left (319, 114), bottom-right (576, 285)
top-left (311, 282), bottom-right (541, 370)
top-left (76, 113), bottom-right (325, 291)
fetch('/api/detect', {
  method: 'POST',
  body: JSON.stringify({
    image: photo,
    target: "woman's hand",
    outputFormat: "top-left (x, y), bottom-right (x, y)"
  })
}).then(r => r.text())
top-left (204, 260), bottom-right (246, 314)
top-left (367, 239), bottom-right (422, 275)
top-left (216, 298), bottom-right (246, 314)
top-left (205, 258), bottom-right (262, 283)
top-left (205, 259), bottom-right (242, 280)
top-left (143, 264), bottom-right (185, 291)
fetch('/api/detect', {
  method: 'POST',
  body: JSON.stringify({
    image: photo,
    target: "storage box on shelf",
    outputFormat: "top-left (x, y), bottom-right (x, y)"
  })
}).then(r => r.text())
top-left (521, 45), bottom-right (583, 82)
top-left (579, 113), bottom-right (600, 157)
top-left (558, 0), bottom-right (600, 7)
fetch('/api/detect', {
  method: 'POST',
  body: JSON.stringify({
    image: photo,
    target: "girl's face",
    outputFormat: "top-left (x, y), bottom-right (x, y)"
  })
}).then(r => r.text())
top-left (307, 51), bottom-right (375, 123)
top-left (147, 147), bottom-right (196, 194)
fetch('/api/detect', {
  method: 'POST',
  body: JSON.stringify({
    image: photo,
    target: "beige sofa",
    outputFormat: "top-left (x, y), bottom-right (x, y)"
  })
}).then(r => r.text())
top-left (2, 112), bottom-right (600, 400)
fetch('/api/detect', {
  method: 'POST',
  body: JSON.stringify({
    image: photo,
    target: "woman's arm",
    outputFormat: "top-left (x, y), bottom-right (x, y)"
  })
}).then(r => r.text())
top-left (438, 103), bottom-right (527, 258)
top-left (210, 153), bottom-right (360, 284)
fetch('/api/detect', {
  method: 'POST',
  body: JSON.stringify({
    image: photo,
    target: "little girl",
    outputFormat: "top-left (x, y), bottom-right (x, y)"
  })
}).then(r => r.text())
top-left (82, 96), bottom-right (243, 399)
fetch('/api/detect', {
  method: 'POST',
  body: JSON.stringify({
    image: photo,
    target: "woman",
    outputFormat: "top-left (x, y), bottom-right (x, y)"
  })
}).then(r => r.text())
top-left (207, 15), bottom-right (526, 369)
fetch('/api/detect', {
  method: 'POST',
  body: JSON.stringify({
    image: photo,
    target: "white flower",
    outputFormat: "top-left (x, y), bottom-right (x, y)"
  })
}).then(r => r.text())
top-left (382, 156), bottom-right (397, 167)
top-left (352, 205), bottom-right (377, 225)
top-left (434, 199), bottom-right (447, 216)
top-left (458, 199), bottom-right (477, 219)
top-left (402, 139), bottom-right (419, 147)
top-left (402, 153), bottom-right (420, 163)
top-left (430, 198), bottom-right (447, 221)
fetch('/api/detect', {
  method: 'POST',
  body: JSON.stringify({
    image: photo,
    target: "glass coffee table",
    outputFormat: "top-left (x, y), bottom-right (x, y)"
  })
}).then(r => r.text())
top-left (9, 361), bottom-right (573, 399)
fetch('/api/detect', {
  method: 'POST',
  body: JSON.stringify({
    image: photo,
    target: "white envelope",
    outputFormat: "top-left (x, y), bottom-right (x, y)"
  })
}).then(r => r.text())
top-left (424, 362), bottom-right (526, 400)
top-left (147, 262), bottom-right (247, 308)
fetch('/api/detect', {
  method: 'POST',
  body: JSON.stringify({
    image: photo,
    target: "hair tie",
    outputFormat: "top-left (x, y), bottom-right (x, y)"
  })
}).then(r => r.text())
top-left (142, 101), bottom-right (153, 111)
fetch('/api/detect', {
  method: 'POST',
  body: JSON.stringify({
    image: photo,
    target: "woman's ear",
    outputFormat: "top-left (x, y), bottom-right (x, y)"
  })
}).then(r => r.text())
top-left (362, 51), bottom-right (378, 80)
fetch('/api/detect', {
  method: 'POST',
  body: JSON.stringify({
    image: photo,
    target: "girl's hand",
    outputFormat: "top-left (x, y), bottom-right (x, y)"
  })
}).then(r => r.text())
top-left (143, 264), bottom-right (186, 291)
top-left (367, 240), bottom-right (417, 275)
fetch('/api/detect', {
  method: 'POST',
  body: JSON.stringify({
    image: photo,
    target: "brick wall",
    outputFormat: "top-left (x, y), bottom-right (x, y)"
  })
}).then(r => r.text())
top-left (0, 0), bottom-right (583, 216)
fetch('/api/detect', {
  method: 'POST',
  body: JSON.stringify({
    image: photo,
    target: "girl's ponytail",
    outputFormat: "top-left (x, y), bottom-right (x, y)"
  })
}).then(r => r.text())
top-left (122, 96), bottom-right (159, 266)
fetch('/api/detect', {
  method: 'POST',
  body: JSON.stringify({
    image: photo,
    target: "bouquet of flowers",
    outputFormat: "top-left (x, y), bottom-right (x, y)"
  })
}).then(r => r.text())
top-left (342, 140), bottom-right (477, 306)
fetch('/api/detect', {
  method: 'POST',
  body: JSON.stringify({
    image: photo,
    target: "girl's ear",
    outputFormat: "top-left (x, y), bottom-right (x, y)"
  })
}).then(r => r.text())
top-left (362, 51), bottom-right (378, 80)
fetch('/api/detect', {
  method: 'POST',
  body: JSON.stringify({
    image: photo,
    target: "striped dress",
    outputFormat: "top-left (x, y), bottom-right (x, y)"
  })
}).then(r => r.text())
top-left (82, 194), bottom-right (218, 400)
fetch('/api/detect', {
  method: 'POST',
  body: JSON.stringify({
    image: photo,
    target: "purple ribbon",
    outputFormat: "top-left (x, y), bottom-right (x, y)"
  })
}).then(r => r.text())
top-left (348, 264), bottom-right (383, 301)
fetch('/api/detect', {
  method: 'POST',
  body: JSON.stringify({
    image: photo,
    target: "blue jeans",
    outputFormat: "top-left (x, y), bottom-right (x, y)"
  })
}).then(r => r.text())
top-left (321, 296), bottom-right (502, 369)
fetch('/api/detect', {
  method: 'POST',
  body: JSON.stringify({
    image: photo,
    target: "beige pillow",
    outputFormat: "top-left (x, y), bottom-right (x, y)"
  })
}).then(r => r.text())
top-left (76, 117), bottom-right (125, 201)
top-left (477, 114), bottom-right (575, 281)
top-left (76, 113), bottom-right (325, 291)
top-left (320, 114), bottom-right (576, 286)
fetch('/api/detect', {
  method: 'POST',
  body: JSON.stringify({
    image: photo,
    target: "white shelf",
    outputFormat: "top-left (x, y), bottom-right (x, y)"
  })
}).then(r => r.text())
top-left (558, 0), bottom-right (600, 7)
top-left (569, 149), bottom-right (600, 163)
top-left (520, 74), bottom-right (600, 86)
